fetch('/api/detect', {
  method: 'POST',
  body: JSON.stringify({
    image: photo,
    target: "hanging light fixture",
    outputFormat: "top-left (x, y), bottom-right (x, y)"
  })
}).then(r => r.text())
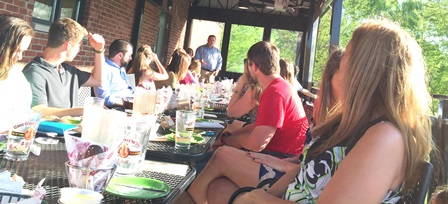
top-left (238, 0), bottom-right (250, 10)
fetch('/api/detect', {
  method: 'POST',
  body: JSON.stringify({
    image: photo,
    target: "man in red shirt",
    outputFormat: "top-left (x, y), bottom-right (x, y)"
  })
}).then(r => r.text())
top-left (216, 41), bottom-right (309, 155)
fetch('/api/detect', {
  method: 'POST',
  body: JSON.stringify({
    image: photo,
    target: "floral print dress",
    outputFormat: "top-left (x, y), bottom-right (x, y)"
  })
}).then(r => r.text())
top-left (283, 119), bottom-right (402, 203)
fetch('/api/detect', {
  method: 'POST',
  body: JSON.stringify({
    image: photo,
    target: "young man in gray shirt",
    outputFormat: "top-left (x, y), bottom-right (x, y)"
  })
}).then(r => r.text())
top-left (23, 18), bottom-right (105, 117)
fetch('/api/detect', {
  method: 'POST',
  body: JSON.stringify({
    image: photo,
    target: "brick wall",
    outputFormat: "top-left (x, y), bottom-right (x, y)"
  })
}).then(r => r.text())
top-left (165, 0), bottom-right (190, 64)
top-left (0, 0), bottom-right (190, 69)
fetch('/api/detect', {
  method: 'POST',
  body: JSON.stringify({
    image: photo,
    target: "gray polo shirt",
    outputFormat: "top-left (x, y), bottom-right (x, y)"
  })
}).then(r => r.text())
top-left (23, 57), bottom-right (91, 108)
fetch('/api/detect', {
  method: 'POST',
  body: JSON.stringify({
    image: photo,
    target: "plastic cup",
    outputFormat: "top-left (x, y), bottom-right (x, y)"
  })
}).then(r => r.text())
top-left (116, 117), bottom-right (152, 175)
top-left (5, 109), bottom-right (41, 161)
top-left (65, 161), bottom-right (116, 193)
top-left (59, 187), bottom-right (103, 204)
top-left (133, 87), bottom-right (157, 116)
top-left (175, 110), bottom-right (196, 149)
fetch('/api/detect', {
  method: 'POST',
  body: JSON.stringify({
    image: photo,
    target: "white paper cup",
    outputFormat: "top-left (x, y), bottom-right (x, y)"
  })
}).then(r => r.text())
top-left (59, 187), bottom-right (103, 204)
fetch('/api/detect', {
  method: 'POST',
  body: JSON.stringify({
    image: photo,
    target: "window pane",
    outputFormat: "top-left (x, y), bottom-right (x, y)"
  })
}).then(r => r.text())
top-left (312, 7), bottom-right (333, 83)
top-left (271, 29), bottom-right (302, 65)
top-left (226, 25), bottom-right (263, 73)
top-left (60, 0), bottom-right (77, 19)
top-left (32, 0), bottom-right (52, 21)
top-left (190, 19), bottom-right (224, 54)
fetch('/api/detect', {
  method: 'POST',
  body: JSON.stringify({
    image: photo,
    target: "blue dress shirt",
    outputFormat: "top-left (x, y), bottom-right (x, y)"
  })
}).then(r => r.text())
top-left (94, 58), bottom-right (133, 106)
top-left (194, 45), bottom-right (223, 72)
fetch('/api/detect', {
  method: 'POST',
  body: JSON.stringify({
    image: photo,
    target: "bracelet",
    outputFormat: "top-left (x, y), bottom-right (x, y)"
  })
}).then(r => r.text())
top-left (93, 48), bottom-right (105, 54)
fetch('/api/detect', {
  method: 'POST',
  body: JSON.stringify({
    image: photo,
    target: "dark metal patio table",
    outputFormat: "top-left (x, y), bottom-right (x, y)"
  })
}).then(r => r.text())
top-left (0, 143), bottom-right (195, 204)
top-left (145, 127), bottom-right (223, 163)
top-left (145, 110), bottom-right (226, 163)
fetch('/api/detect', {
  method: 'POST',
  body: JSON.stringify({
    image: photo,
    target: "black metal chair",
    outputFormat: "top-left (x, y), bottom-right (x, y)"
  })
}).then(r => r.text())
top-left (398, 161), bottom-right (433, 204)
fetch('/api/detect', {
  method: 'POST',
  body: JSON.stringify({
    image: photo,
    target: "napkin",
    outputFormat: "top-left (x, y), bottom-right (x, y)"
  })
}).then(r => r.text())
top-left (139, 160), bottom-right (188, 177)
top-left (64, 135), bottom-right (117, 192)
top-left (0, 171), bottom-right (46, 204)
top-left (195, 122), bottom-right (225, 129)
top-left (0, 171), bottom-right (25, 194)
top-left (203, 113), bottom-right (217, 118)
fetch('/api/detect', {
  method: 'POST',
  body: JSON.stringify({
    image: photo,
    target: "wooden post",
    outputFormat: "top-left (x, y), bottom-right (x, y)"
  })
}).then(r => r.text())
top-left (429, 96), bottom-right (448, 201)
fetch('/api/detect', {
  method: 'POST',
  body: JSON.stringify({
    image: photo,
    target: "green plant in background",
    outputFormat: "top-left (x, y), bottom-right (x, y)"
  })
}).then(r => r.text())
top-left (226, 25), bottom-right (263, 73)
top-left (313, 0), bottom-right (448, 114)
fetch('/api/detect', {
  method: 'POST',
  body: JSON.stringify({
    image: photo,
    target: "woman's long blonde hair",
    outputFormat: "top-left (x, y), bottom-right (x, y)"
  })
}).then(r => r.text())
top-left (0, 14), bottom-right (34, 80)
top-left (243, 58), bottom-right (262, 106)
top-left (313, 48), bottom-right (344, 126)
top-left (132, 45), bottom-right (154, 85)
top-left (279, 58), bottom-right (295, 85)
top-left (189, 59), bottom-right (201, 77)
top-left (167, 48), bottom-right (190, 81)
top-left (312, 19), bottom-right (433, 194)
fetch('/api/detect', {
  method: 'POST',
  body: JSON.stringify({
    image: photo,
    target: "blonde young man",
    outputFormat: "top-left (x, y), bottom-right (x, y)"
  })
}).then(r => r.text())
top-left (23, 18), bottom-right (105, 117)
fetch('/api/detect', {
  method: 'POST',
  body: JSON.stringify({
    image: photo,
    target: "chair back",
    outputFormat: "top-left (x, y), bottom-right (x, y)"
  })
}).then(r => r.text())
top-left (127, 74), bottom-right (136, 89)
top-left (303, 100), bottom-right (314, 125)
top-left (399, 161), bottom-right (433, 204)
top-left (78, 86), bottom-right (92, 107)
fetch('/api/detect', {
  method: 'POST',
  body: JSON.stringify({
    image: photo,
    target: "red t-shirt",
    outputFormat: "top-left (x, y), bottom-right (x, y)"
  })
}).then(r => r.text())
top-left (255, 77), bottom-right (309, 155)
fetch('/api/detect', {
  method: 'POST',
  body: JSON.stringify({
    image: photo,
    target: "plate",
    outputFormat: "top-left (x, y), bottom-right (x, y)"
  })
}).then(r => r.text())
top-left (0, 141), bottom-right (5, 152)
top-left (165, 133), bottom-right (205, 143)
top-left (168, 128), bottom-right (206, 135)
top-left (105, 177), bottom-right (170, 199)
top-left (196, 118), bottom-right (225, 124)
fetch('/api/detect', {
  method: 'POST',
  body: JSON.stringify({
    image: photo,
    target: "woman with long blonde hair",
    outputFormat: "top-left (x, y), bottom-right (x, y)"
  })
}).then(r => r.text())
top-left (155, 48), bottom-right (191, 89)
top-left (0, 14), bottom-right (34, 133)
top-left (233, 19), bottom-right (433, 204)
top-left (132, 44), bottom-right (168, 90)
top-left (312, 48), bottom-right (344, 125)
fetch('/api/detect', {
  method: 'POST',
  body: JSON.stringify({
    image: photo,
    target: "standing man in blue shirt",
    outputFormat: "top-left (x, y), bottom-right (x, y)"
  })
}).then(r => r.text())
top-left (194, 35), bottom-right (223, 83)
top-left (94, 39), bottom-right (134, 107)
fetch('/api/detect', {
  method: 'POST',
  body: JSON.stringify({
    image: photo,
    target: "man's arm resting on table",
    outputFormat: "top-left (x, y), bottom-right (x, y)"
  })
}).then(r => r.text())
top-left (32, 104), bottom-right (83, 117)
top-left (222, 124), bottom-right (276, 152)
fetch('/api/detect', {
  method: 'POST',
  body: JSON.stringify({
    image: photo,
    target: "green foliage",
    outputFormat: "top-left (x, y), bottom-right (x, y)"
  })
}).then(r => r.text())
top-left (271, 29), bottom-right (302, 63)
top-left (226, 25), bottom-right (263, 73)
top-left (313, 0), bottom-right (448, 114)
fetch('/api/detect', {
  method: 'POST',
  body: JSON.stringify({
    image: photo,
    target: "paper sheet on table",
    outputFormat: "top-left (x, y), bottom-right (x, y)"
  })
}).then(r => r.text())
top-left (194, 122), bottom-right (225, 129)
top-left (147, 123), bottom-right (169, 142)
top-left (139, 160), bottom-right (188, 177)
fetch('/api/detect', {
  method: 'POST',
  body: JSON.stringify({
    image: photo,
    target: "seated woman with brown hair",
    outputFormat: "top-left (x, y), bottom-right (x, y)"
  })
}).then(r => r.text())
top-left (226, 58), bottom-right (262, 123)
top-left (280, 59), bottom-right (317, 99)
top-left (130, 45), bottom-right (168, 90)
top-left (155, 48), bottom-right (191, 89)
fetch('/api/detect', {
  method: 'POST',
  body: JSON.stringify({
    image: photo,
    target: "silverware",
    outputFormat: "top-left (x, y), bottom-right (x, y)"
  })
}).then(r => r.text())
top-left (112, 183), bottom-right (168, 193)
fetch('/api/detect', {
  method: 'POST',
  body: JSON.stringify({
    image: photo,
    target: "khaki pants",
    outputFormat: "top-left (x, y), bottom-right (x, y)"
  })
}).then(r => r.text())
top-left (199, 68), bottom-right (216, 83)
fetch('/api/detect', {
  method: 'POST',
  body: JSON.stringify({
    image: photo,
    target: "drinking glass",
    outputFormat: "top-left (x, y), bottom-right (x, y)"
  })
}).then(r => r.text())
top-left (175, 110), bottom-right (196, 149)
top-left (133, 87), bottom-right (157, 116)
top-left (5, 110), bottom-right (41, 161)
